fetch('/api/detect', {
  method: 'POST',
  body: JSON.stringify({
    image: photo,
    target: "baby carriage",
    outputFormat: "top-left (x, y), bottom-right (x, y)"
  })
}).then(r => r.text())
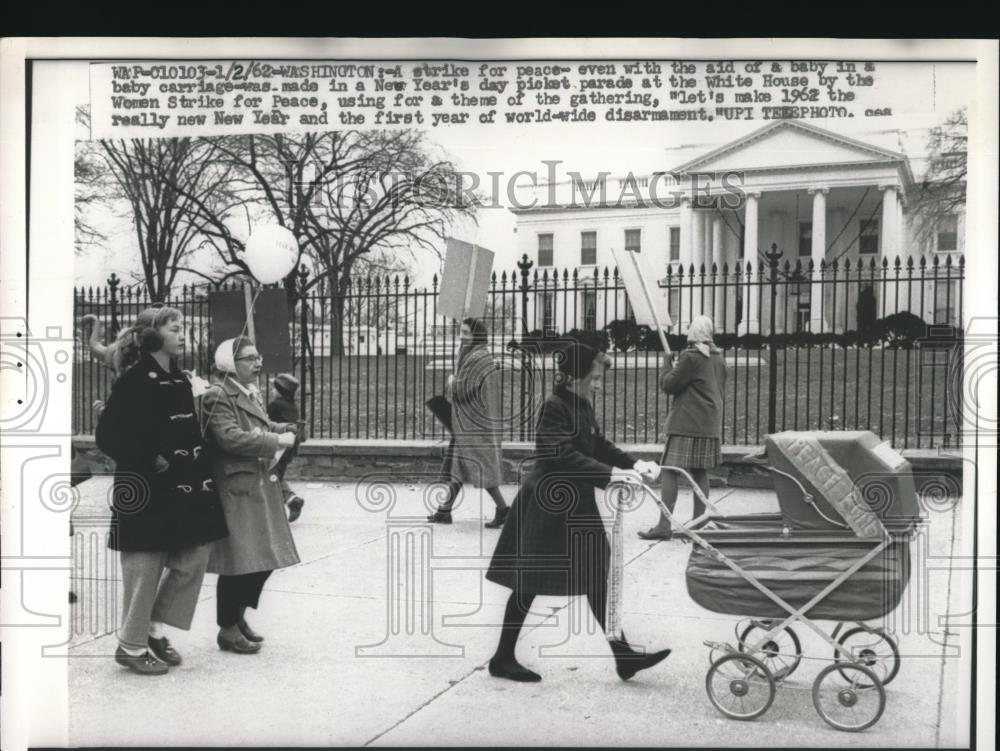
top-left (606, 431), bottom-right (922, 732)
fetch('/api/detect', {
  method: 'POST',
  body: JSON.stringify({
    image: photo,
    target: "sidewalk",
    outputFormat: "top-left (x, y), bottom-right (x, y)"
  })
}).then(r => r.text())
top-left (69, 478), bottom-right (968, 747)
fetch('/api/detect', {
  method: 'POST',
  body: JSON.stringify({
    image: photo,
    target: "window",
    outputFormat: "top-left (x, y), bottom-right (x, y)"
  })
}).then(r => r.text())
top-left (859, 218), bottom-right (879, 255)
top-left (582, 290), bottom-right (597, 331)
top-left (668, 288), bottom-right (681, 325)
top-left (934, 281), bottom-right (959, 325)
top-left (668, 226), bottom-right (681, 261)
top-left (936, 215), bottom-right (958, 252)
top-left (625, 229), bottom-right (641, 253)
top-left (798, 222), bottom-right (812, 257)
top-left (580, 231), bottom-right (597, 266)
top-left (540, 292), bottom-right (556, 334)
top-left (538, 233), bottom-right (553, 266)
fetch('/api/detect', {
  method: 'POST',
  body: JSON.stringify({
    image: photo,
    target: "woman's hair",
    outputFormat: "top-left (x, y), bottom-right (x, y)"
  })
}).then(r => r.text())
top-left (461, 317), bottom-right (489, 347)
top-left (114, 305), bottom-right (183, 373)
top-left (553, 339), bottom-right (600, 388)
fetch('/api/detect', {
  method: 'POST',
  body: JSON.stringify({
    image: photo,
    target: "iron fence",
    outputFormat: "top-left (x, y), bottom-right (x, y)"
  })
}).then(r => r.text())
top-left (73, 248), bottom-right (965, 449)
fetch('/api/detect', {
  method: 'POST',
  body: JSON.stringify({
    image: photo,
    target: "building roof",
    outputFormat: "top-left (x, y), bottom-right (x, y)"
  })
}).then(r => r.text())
top-left (669, 119), bottom-right (916, 187)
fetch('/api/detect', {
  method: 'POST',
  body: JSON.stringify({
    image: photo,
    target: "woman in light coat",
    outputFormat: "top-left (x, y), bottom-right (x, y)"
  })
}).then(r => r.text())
top-left (200, 336), bottom-right (300, 653)
top-left (427, 317), bottom-right (509, 527)
top-left (639, 316), bottom-right (728, 540)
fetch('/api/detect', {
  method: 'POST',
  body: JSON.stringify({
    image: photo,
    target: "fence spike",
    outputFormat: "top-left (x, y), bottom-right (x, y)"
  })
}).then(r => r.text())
top-left (711, 261), bottom-right (718, 274)
top-left (894, 255), bottom-right (902, 269)
top-left (958, 254), bottom-right (965, 268)
top-left (831, 257), bottom-right (839, 272)
top-left (881, 256), bottom-right (889, 269)
top-left (932, 254), bottom-right (940, 269)
top-left (906, 256), bottom-right (914, 270)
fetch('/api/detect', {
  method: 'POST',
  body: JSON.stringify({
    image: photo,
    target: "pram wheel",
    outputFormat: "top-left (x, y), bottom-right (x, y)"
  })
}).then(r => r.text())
top-left (737, 620), bottom-right (802, 680)
top-left (812, 662), bottom-right (886, 732)
top-left (706, 652), bottom-right (776, 721)
top-left (834, 627), bottom-right (901, 686)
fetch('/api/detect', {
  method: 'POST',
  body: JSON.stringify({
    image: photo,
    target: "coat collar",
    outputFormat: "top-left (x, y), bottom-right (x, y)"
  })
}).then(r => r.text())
top-left (554, 384), bottom-right (594, 411)
top-left (219, 376), bottom-right (269, 423)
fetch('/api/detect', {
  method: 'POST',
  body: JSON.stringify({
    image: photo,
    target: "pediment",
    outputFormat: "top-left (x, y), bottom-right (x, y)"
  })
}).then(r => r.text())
top-left (672, 121), bottom-right (906, 174)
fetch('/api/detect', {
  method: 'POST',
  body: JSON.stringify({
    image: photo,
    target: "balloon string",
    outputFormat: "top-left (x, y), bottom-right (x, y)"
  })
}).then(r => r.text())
top-left (198, 283), bottom-right (265, 440)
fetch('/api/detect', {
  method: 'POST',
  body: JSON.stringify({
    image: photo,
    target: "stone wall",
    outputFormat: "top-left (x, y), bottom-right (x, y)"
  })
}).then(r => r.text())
top-left (73, 437), bottom-right (964, 494)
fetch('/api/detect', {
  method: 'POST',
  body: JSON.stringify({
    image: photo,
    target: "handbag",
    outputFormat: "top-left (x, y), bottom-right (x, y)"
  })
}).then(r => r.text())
top-left (425, 395), bottom-right (453, 433)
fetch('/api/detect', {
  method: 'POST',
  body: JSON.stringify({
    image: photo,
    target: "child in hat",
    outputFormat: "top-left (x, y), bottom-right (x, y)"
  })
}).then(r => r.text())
top-left (267, 373), bottom-right (306, 522)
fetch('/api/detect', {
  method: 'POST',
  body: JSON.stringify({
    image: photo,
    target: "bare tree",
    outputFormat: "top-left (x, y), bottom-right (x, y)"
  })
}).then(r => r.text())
top-left (174, 130), bottom-right (477, 353)
top-left (910, 108), bottom-right (967, 248)
top-left (97, 137), bottom-right (239, 299)
top-left (74, 107), bottom-right (108, 250)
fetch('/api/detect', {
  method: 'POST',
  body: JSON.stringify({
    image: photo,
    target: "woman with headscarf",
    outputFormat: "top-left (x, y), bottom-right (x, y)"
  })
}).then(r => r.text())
top-left (95, 306), bottom-right (228, 675)
top-left (427, 317), bottom-right (509, 528)
top-left (199, 336), bottom-right (300, 654)
top-left (639, 315), bottom-right (728, 541)
top-left (484, 339), bottom-right (670, 682)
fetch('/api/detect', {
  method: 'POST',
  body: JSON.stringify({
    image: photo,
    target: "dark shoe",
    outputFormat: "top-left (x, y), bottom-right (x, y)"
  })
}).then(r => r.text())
top-left (427, 510), bottom-right (452, 524)
top-left (609, 637), bottom-right (672, 681)
top-left (217, 631), bottom-right (261, 654)
top-left (115, 646), bottom-right (169, 675)
top-left (238, 618), bottom-right (264, 643)
top-left (484, 505), bottom-right (510, 529)
top-left (147, 636), bottom-right (182, 666)
top-left (637, 527), bottom-right (672, 541)
top-left (287, 495), bottom-right (304, 523)
top-left (488, 656), bottom-right (541, 682)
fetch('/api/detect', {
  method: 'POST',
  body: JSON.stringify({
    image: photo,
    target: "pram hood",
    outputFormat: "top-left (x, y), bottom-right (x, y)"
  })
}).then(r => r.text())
top-left (763, 431), bottom-right (921, 533)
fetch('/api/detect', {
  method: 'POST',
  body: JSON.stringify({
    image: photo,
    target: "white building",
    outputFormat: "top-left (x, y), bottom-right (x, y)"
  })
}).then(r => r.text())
top-left (510, 120), bottom-right (964, 337)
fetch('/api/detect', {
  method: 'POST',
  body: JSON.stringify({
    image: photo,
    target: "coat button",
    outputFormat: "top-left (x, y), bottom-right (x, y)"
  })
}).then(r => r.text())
top-left (269, 474), bottom-right (278, 483)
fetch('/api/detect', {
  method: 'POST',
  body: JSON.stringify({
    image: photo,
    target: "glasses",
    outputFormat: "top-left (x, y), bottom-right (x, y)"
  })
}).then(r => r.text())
top-left (235, 354), bottom-right (263, 363)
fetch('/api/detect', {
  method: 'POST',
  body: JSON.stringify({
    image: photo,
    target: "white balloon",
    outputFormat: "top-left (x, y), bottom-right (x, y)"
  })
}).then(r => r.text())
top-left (243, 224), bottom-right (299, 284)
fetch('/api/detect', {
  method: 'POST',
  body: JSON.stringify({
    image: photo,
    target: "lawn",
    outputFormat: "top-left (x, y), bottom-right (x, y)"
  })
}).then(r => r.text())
top-left (74, 345), bottom-right (961, 450)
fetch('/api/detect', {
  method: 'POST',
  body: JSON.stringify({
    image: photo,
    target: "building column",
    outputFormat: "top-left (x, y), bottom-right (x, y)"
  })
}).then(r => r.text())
top-left (879, 184), bottom-right (904, 318)
top-left (689, 209), bottom-right (705, 322)
top-left (879, 184), bottom-right (900, 261)
top-left (769, 209), bottom-right (787, 332)
top-left (809, 187), bottom-right (829, 332)
top-left (740, 192), bottom-right (760, 334)
top-left (832, 207), bottom-right (848, 333)
top-left (678, 197), bottom-right (693, 271)
top-left (711, 213), bottom-right (726, 328)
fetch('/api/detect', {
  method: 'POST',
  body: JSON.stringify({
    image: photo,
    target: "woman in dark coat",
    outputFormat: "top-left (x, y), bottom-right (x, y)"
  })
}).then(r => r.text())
top-left (485, 341), bottom-right (670, 682)
top-left (427, 317), bottom-right (509, 527)
top-left (96, 306), bottom-right (228, 675)
top-left (639, 315), bottom-right (728, 540)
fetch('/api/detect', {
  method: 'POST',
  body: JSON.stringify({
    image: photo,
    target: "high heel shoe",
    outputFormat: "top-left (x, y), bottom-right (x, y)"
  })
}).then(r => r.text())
top-left (484, 505), bottom-right (509, 529)
top-left (488, 656), bottom-right (541, 682)
top-left (609, 635), bottom-right (671, 681)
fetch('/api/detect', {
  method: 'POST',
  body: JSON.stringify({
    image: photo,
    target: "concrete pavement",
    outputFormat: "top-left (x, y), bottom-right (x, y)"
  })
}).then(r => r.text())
top-left (68, 477), bottom-right (970, 747)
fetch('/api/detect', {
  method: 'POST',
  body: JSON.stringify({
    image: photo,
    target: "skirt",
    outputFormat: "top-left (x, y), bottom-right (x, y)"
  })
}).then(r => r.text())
top-left (662, 434), bottom-right (721, 469)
